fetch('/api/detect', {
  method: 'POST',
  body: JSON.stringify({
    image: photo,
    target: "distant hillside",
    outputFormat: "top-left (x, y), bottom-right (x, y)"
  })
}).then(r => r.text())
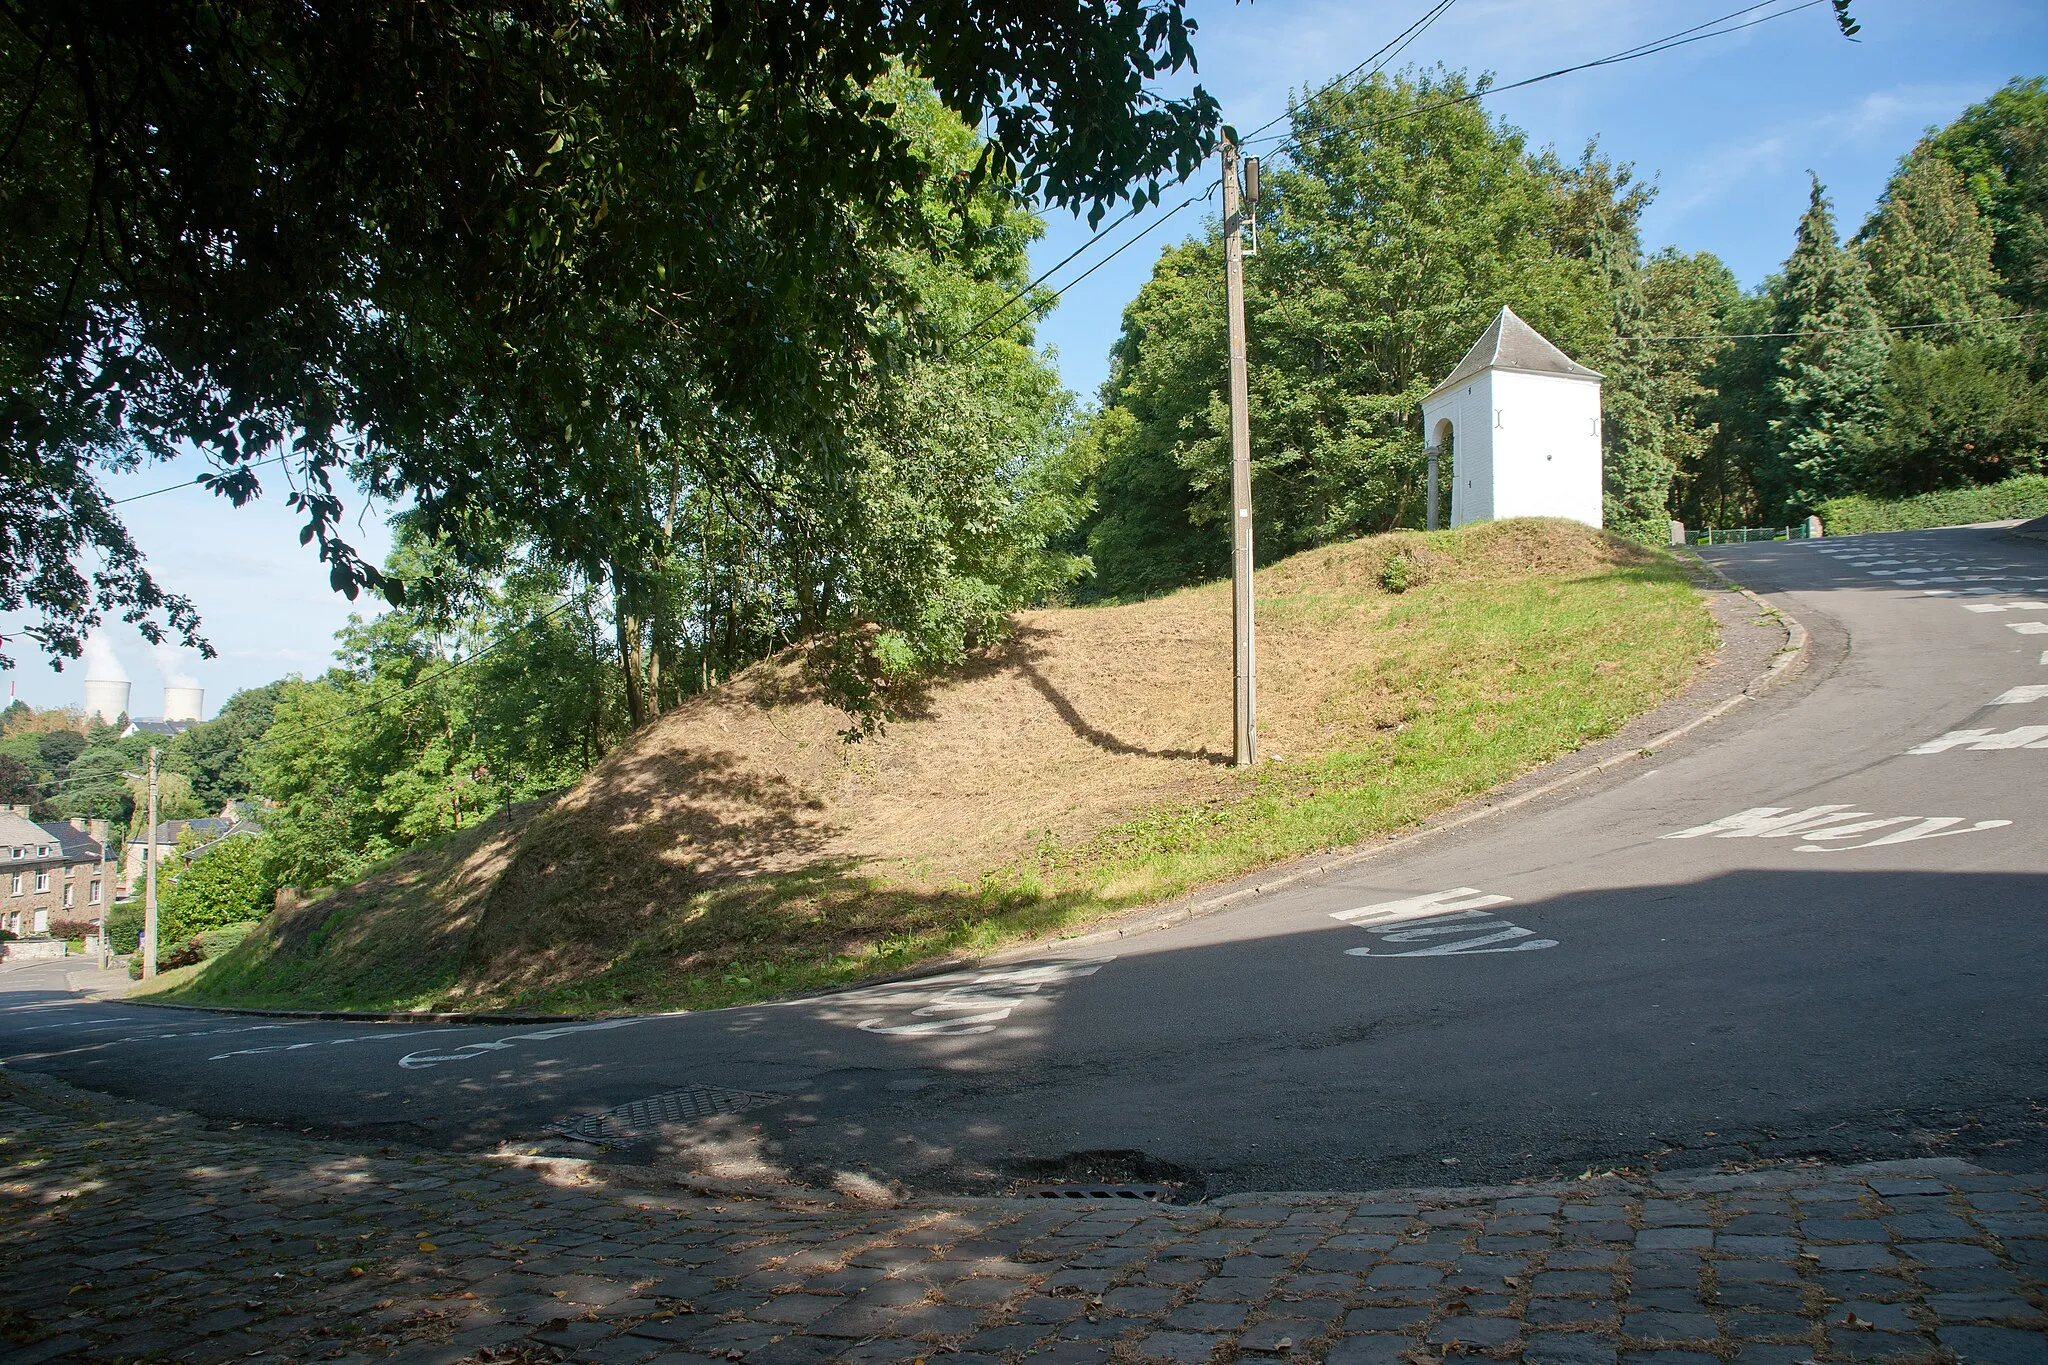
top-left (163, 519), bottom-right (1715, 1015)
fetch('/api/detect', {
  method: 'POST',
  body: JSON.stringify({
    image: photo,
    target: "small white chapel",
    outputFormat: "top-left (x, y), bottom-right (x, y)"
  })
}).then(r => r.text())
top-left (1419, 306), bottom-right (1604, 529)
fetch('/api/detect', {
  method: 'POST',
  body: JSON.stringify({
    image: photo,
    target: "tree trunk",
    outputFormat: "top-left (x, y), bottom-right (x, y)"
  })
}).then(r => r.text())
top-left (615, 594), bottom-right (649, 729)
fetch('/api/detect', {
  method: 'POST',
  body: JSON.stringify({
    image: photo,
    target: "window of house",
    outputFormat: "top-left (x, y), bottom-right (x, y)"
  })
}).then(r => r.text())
top-left (62, 884), bottom-right (73, 908)
top-left (89, 881), bottom-right (101, 905)
top-left (8, 873), bottom-right (18, 896)
top-left (9, 848), bottom-right (19, 859)
top-left (36, 845), bottom-right (48, 856)
top-left (34, 871), bottom-right (48, 892)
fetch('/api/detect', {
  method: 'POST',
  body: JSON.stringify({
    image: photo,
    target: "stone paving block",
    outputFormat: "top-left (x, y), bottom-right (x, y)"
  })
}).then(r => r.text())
top-left (1547, 1248), bottom-right (1623, 1269)
top-left (1237, 1318), bottom-right (1317, 1353)
top-left (1625, 1255), bottom-right (1703, 1290)
top-left (1825, 1328), bottom-right (1932, 1361)
top-left (1920, 1266), bottom-right (2024, 1293)
top-left (1729, 1350), bottom-right (1814, 1365)
top-left (1637, 1228), bottom-right (1713, 1251)
top-left (1528, 1298), bottom-right (1615, 1327)
top-left (1809, 1244), bottom-right (1901, 1271)
top-left (1324, 1335), bottom-right (1422, 1365)
top-left (1928, 1292), bottom-right (2043, 1322)
top-left (1365, 1264), bottom-right (1442, 1289)
top-left (1642, 1203), bottom-right (1713, 1227)
top-left (1344, 1304), bottom-right (1431, 1332)
top-left (1535, 1269), bottom-right (1614, 1296)
top-left (1935, 1325), bottom-right (2048, 1365)
top-left (1623, 1311), bottom-right (1718, 1342)
top-left (1722, 1310), bottom-right (1810, 1338)
top-left (1197, 1276), bottom-right (1278, 1302)
top-left (1887, 1212), bottom-right (1975, 1240)
top-left (1134, 1328), bottom-right (1222, 1362)
top-left (1716, 1235), bottom-right (1800, 1257)
top-left (1166, 1301), bottom-right (1249, 1332)
top-left (1867, 1179), bottom-right (1949, 1198)
top-left (1618, 1352), bottom-right (1718, 1365)
top-left (1524, 1332), bottom-right (1620, 1365)
top-left (1427, 1314), bottom-right (1521, 1346)
top-left (1829, 1301), bottom-right (1919, 1331)
top-left (965, 1322), bottom-right (1055, 1352)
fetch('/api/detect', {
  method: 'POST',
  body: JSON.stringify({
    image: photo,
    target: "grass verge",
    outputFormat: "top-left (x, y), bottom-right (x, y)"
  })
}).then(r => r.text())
top-left (149, 526), bottom-right (1716, 1017)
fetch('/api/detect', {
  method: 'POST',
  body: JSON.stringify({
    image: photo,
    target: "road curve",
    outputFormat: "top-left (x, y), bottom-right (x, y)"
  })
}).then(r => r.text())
top-left (3, 524), bottom-right (2043, 1196)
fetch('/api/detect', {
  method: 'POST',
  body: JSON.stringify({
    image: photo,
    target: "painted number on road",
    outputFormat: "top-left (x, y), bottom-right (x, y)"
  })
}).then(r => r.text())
top-left (1331, 888), bottom-right (1557, 957)
top-left (828, 959), bottom-right (1115, 1037)
top-left (1661, 804), bottom-right (2009, 850)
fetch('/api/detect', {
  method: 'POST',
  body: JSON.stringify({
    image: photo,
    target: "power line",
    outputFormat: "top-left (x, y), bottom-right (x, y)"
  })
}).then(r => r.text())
top-left (968, 1), bottom-right (1835, 356)
top-left (954, 0), bottom-right (1465, 355)
top-left (1619, 311), bottom-right (2039, 342)
top-left (110, 452), bottom-right (293, 505)
top-left (1247, 0), bottom-right (1830, 151)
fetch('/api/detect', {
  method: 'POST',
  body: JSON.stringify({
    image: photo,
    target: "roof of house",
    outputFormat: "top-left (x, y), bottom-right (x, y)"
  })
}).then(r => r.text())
top-left (123, 719), bottom-right (198, 737)
top-left (1424, 305), bottom-right (1602, 402)
top-left (39, 822), bottom-right (105, 862)
top-left (148, 817), bottom-right (231, 845)
top-left (0, 812), bottom-right (103, 862)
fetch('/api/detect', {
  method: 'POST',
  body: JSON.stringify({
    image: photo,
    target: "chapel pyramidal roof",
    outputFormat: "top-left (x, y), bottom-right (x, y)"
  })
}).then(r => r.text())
top-left (1425, 305), bottom-right (1602, 401)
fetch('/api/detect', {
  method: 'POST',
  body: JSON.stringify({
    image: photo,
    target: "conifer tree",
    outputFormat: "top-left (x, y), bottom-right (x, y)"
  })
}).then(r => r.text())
top-left (1858, 143), bottom-right (2002, 328)
top-left (1762, 178), bottom-right (1889, 514)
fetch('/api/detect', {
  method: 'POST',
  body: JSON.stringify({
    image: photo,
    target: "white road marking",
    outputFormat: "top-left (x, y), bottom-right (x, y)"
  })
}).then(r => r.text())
top-left (1663, 806), bottom-right (2011, 850)
top-left (2009, 622), bottom-right (2048, 635)
top-left (1331, 889), bottom-right (1558, 957)
top-left (1965, 602), bottom-right (2048, 613)
top-left (1991, 686), bottom-right (2048, 704)
top-left (1908, 727), bottom-right (2048, 753)
top-left (212, 1026), bottom-right (458, 1061)
top-left (1661, 805), bottom-right (1862, 839)
top-left (396, 1018), bottom-right (645, 1070)
top-left (842, 959), bottom-right (1115, 1036)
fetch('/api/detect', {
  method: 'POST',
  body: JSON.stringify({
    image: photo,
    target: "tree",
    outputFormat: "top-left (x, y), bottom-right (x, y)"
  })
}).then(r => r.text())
top-left (156, 834), bottom-right (274, 944)
top-left (1926, 78), bottom-right (2048, 309)
top-left (53, 746), bottom-right (133, 823)
top-left (1859, 143), bottom-right (2003, 328)
top-left (173, 682), bottom-right (288, 811)
top-left (1074, 70), bottom-right (1644, 597)
top-left (1870, 331), bottom-right (2047, 494)
top-left (1609, 249), bottom-right (1744, 535)
top-left (1760, 179), bottom-right (1889, 514)
top-left (2, 1), bottom-right (1219, 674)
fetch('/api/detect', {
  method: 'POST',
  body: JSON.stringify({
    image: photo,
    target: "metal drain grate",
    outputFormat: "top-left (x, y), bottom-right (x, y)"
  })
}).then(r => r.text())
top-left (1023, 1184), bottom-right (1172, 1201)
top-left (553, 1085), bottom-right (784, 1144)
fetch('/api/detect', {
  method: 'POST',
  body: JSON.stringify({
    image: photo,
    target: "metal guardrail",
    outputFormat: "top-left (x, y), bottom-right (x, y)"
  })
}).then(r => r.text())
top-left (1691, 524), bottom-right (1814, 545)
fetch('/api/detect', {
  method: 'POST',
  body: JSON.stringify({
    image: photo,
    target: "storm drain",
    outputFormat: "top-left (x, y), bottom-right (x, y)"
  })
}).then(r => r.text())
top-left (1022, 1184), bottom-right (1172, 1201)
top-left (552, 1085), bottom-right (784, 1145)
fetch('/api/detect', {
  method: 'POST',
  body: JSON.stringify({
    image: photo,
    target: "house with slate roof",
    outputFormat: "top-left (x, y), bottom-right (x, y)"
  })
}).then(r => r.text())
top-left (0, 808), bottom-right (111, 939)
top-left (1420, 306), bottom-right (1604, 530)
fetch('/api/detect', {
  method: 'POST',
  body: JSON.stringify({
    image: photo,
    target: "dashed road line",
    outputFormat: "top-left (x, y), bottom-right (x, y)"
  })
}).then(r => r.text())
top-left (1330, 889), bottom-right (1558, 957)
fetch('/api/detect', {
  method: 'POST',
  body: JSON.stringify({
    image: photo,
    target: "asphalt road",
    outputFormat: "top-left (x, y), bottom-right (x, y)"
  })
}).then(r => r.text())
top-left (4, 525), bottom-right (2044, 1197)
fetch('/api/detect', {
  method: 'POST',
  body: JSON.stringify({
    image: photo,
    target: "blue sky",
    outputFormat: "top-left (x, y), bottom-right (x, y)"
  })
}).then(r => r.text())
top-left (4, 0), bottom-right (2041, 716)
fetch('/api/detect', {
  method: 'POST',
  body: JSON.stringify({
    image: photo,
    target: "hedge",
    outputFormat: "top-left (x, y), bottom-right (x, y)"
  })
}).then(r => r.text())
top-left (1818, 475), bottom-right (2048, 536)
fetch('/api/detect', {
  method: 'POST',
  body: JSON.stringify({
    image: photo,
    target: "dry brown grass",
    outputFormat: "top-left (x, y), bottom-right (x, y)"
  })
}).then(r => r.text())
top-left (165, 519), bottom-right (1700, 1014)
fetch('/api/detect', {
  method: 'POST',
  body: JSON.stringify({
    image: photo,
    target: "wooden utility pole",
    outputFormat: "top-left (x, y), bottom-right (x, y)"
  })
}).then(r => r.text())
top-left (141, 746), bottom-right (159, 979)
top-left (1221, 134), bottom-right (1258, 769)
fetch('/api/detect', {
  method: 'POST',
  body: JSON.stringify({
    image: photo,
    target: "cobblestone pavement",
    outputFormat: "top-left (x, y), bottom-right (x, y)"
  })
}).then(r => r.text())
top-left (1, 1076), bottom-right (2042, 1365)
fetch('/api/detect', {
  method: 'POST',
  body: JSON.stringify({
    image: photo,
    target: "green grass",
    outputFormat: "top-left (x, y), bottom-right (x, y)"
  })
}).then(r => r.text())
top-left (151, 541), bottom-right (1713, 1017)
top-left (1818, 475), bottom-right (2048, 535)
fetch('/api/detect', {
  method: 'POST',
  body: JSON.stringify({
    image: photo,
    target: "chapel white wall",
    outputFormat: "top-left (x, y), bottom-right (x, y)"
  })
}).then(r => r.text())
top-left (1487, 370), bottom-right (1603, 528)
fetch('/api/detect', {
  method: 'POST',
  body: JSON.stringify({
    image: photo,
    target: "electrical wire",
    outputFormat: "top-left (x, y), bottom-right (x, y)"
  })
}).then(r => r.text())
top-left (110, 452), bottom-right (293, 505)
top-left (1247, 0), bottom-right (1830, 151)
top-left (954, 0), bottom-right (1460, 355)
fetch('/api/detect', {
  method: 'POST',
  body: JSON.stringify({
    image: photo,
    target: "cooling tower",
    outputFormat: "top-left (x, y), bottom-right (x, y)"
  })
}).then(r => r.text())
top-left (162, 685), bottom-right (204, 723)
top-left (84, 678), bottom-right (132, 725)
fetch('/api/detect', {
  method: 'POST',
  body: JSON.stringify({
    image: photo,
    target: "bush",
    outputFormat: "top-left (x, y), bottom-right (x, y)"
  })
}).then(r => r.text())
top-left (145, 922), bottom-right (260, 976)
top-left (1817, 474), bottom-right (2048, 535)
top-left (106, 901), bottom-right (143, 954)
top-left (158, 835), bottom-right (275, 943)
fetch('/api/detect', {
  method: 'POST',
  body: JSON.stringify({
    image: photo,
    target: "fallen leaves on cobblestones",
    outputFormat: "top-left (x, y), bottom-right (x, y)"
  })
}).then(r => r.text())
top-left (1, 1073), bottom-right (2045, 1364)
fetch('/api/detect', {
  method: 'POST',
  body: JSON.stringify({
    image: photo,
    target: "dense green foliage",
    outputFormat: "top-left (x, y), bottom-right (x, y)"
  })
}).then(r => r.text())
top-left (2, 0), bottom-right (1217, 672)
top-left (157, 836), bottom-right (273, 944)
top-left (1071, 72), bottom-right (2048, 591)
top-left (1817, 474), bottom-right (2048, 534)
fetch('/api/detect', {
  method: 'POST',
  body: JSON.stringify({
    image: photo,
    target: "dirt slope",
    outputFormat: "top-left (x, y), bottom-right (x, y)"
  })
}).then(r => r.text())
top-left (185, 520), bottom-right (1701, 1012)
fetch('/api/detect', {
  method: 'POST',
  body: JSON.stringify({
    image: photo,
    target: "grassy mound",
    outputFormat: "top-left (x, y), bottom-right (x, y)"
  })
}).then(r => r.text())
top-left (1818, 475), bottom-right (2048, 535)
top-left (158, 519), bottom-right (1716, 1015)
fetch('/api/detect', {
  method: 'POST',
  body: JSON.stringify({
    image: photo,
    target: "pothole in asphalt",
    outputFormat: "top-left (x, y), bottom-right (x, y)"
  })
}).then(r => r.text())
top-left (1003, 1149), bottom-right (1206, 1203)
